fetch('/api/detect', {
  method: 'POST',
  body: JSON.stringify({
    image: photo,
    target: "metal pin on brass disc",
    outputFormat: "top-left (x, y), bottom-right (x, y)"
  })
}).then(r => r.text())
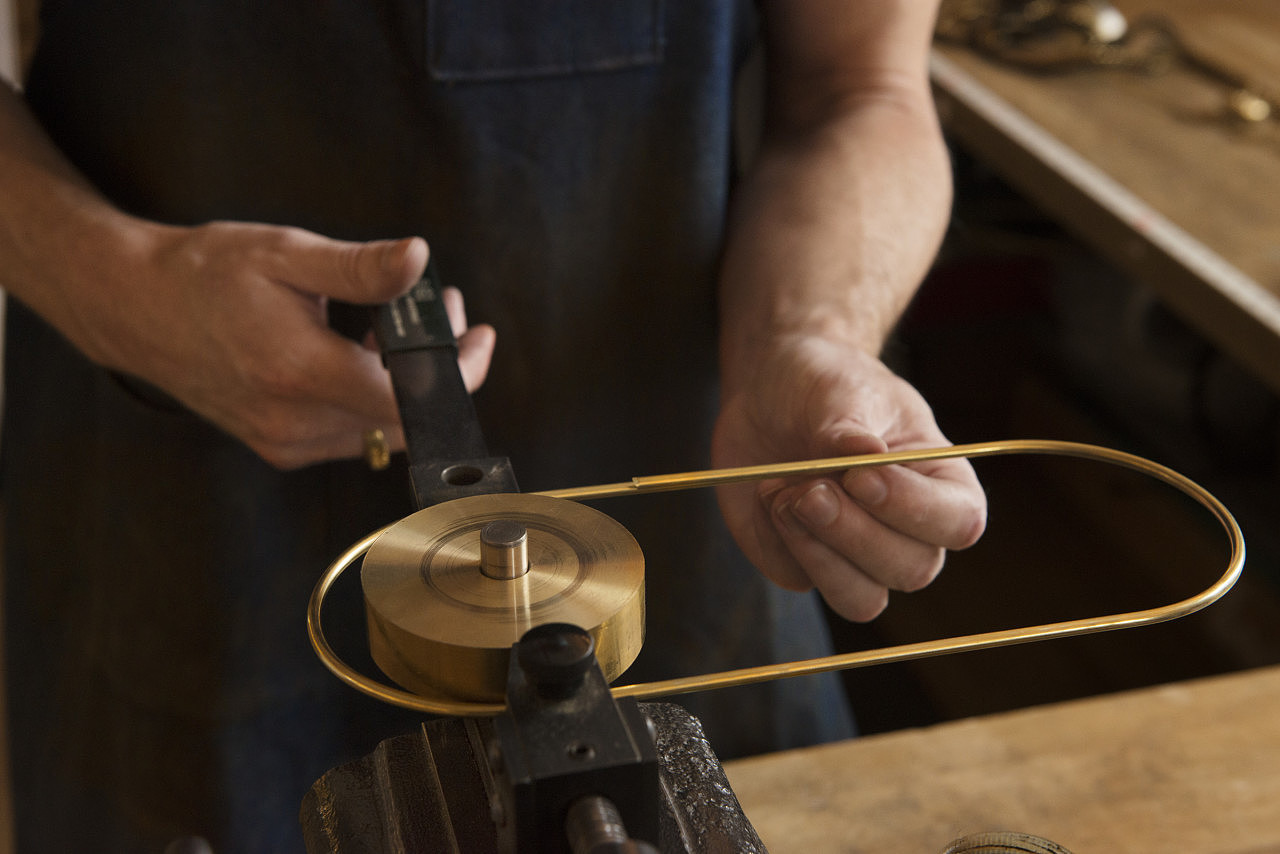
top-left (361, 493), bottom-right (645, 701)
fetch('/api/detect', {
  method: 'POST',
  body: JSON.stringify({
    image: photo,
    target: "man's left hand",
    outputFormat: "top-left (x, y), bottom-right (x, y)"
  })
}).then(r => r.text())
top-left (712, 334), bottom-right (987, 622)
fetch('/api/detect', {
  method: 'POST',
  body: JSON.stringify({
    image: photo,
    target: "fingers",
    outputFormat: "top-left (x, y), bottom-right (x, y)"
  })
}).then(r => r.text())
top-left (133, 222), bottom-right (480, 470)
top-left (443, 286), bottom-right (497, 393)
top-left (839, 459), bottom-right (987, 553)
top-left (264, 229), bottom-right (429, 304)
top-left (768, 496), bottom-right (892, 621)
top-left (763, 458), bottom-right (987, 622)
top-left (251, 407), bottom-right (406, 471)
top-left (710, 340), bottom-right (989, 622)
top-left (747, 484), bottom-right (814, 591)
top-left (189, 224), bottom-right (499, 468)
top-left (275, 283), bottom-right (494, 468)
top-left (442, 286), bottom-right (469, 338)
top-left (232, 334), bottom-right (406, 469)
top-left (270, 260), bottom-right (496, 468)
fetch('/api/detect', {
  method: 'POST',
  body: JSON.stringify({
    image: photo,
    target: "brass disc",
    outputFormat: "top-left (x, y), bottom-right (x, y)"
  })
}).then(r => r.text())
top-left (361, 493), bottom-right (645, 701)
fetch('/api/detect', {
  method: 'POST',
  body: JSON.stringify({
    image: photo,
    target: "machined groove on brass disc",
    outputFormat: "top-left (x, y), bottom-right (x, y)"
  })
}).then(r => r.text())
top-left (361, 493), bottom-right (645, 701)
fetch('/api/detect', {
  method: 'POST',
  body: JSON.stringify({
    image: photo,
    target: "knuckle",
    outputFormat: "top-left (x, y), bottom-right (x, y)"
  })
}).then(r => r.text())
top-left (263, 224), bottom-right (308, 252)
top-left (953, 506), bottom-right (989, 550)
top-left (244, 407), bottom-right (302, 454)
top-left (257, 226), bottom-right (317, 277)
top-left (234, 383), bottom-right (312, 469)
top-left (834, 587), bottom-right (889, 623)
top-left (896, 550), bottom-right (945, 593)
top-left (254, 441), bottom-right (307, 471)
top-left (767, 564), bottom-right (815, 592)
top-left (244, 224), bottom-right (298, 262)
top-left (245, 352), bottom-right (310, 399)
top-left (758, 538), bottom-right (814, 593)
top-left (248, 429), bottom-right (313, 471)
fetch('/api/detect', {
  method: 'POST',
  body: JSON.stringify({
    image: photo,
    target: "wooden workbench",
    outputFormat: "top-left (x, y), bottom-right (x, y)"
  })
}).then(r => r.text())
top-left (931, 0), bottom-right (1280, 394)
top-left (724, 665), bottom-right (1280, 854)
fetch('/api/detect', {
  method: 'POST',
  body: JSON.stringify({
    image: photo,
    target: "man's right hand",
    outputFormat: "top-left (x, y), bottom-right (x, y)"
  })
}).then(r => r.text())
top-left (3, 84), bottom-right (492, 469)
top-left (63, 221), bottom-right (495, 469)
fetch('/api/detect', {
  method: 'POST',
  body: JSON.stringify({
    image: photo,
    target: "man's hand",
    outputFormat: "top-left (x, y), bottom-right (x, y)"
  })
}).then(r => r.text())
top-left (711, 1), bottom-right (977, 620)
top-left (0, 82), bottom-right (494, 470)
top-left (712, 335), bottom-right (986, 622)
top-left (66, 221), bottom-right (495, 469)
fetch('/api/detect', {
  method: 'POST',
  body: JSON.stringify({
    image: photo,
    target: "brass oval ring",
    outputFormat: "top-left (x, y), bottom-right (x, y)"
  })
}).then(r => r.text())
top-left (307, 439), bottom-right (1245, 717)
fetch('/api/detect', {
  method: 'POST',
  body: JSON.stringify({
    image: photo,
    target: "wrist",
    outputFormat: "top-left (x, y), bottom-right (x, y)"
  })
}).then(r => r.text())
top-left (719, 323), bottom-right (884, 407)
top-left (18, 198), bottom-right (173, 372)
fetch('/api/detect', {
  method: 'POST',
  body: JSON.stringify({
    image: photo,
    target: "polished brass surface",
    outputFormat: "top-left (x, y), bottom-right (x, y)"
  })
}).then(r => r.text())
top-left (479, 519), bottom-right (530, 580)
top-left (362, 428), bottom-right (391, 471)
top-left (360, 492), bottom-right (645, 701)
top-left (308, 439), bottom-right (1245, 717)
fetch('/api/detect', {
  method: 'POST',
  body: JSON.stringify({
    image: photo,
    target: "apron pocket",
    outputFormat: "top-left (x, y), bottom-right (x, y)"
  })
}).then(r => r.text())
top-left (427, 0), bottom-right (663, 81)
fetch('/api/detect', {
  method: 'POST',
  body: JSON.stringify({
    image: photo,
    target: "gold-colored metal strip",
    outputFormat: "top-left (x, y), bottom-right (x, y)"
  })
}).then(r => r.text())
top-left (535, 439), bottom-right (1194, 499)
top-left (307, 439), bottom-right (1245, 717)
top-left (533, 440), bottom-right (999, 500)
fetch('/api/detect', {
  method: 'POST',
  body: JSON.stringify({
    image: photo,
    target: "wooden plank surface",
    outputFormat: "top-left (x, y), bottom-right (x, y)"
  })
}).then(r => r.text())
top-left (725, 665), bottom-right (1280, 854)
top-left (1115, 0), bottom-right (1280, 90)
top-left (931, 1), bottom-right (1280, 393)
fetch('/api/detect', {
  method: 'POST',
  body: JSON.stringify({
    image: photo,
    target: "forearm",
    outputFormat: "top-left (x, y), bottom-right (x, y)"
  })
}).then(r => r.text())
top-left (718, 0), bottom-right (951, 395)
top-left (711, 79), bottom-right (985, 619)
top-left (0, 79), bottom-right (159, 366)
top-left (718, 85), bottom-right (951, 393)
top-left (0, 79), bottom-right (496, 469)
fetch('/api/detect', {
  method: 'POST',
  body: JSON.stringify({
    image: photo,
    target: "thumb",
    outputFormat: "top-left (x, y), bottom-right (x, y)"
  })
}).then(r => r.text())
top-left (825, 429), bottom-right (888, 459)
top-left (274, 231), bottom-right (430, 304)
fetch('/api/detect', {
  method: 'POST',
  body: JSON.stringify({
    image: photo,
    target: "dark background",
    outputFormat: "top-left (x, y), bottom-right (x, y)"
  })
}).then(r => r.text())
top-left (838, 153), bottom-right (1280, 734)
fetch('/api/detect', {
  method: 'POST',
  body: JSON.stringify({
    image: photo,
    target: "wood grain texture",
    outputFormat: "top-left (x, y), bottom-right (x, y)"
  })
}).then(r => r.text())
top-left (726, 666), bottom-right (1280, 854)
top-left (932, 0), bottom-right (1280, 393)
top-left (935, 37), bottom-right (1280, 294)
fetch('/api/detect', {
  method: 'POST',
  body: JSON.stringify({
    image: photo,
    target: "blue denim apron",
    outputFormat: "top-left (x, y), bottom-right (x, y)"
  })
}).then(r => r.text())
top-left (3, 2), bottom-right (852, 850)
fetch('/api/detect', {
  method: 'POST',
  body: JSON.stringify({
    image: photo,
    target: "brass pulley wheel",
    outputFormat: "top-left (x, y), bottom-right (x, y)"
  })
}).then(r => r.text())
top-left (361, 492), bottom-right (645, 701)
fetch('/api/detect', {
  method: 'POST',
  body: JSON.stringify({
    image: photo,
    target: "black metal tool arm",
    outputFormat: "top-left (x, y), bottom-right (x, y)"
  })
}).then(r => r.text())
top-left (492, 624), bottom-right (661, 853)
top-left (306, 266), bottom-right (763, 852)
top-left (371, 263), bottom-right (518, 507)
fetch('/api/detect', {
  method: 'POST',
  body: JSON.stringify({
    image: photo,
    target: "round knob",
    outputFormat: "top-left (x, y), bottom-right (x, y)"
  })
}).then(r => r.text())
top-left (516, 623), bottom-right (596, 698)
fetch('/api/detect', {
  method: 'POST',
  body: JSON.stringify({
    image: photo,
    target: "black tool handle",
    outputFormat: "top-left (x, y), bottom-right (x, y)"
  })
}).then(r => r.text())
top-left (373, 263), bottom-right (518, 507)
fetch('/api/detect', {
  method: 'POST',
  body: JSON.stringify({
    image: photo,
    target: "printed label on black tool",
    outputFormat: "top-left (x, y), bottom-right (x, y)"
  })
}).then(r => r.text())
top-left (373, 267), bottom-right (457, 354)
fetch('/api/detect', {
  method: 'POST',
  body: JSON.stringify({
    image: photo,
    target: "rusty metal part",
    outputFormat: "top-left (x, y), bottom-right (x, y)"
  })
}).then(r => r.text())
top-left (566, 796), bottom-right (660, 854)
top-left (299, 702), bottom-right (764, 854)
top-left (308, 439), bottom-right (1245, 717)
top-left (360, 492), bottom-right (645, 701)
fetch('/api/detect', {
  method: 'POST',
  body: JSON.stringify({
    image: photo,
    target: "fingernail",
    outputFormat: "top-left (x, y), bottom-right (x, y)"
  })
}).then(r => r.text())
top-left (845, 470), bottom-right (887, 507)
top-left (792, 482), bottom-right (840, 528)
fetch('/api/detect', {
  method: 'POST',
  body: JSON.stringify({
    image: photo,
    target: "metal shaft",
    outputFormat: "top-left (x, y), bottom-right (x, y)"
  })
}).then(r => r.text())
top-left (479, 519), bottom-right (529, 580)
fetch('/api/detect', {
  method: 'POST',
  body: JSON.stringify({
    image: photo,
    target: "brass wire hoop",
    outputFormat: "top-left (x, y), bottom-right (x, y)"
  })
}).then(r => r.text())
top-left (307, 439), bottom-right (1246, 717)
